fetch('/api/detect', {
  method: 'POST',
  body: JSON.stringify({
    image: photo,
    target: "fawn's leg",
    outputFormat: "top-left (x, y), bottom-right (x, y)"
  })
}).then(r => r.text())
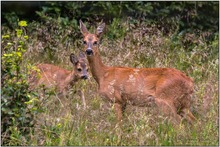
top-left (77, 90), bottom-right (86, 110)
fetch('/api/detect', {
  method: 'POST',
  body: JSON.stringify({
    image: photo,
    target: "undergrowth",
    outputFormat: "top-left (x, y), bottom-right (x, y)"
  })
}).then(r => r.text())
top-left (1, 17), bottom-right (219, 146)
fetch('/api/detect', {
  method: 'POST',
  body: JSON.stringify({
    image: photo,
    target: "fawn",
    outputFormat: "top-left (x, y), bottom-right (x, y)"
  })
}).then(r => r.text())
top-left (28, 52), bottom-right (89, 108)
top-left (79, 20), bottom-right (196, 125)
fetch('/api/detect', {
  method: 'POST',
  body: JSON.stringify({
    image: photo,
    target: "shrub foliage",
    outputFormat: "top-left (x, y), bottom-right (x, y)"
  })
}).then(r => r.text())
top-left (1, 1), bottom-right (219, 146)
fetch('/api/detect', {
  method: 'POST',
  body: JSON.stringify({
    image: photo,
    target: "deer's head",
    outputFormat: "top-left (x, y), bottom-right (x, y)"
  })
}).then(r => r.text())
top-left (79, 20), bottom-right (105, 56)
top-left (70, 51), bottom-right (89, 80)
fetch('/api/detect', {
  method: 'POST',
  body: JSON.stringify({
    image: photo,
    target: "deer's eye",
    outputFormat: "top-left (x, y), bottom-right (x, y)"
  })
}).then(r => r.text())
top-left (77, 68), bottom-right (82, 72)
top-left (93, 41), bottom-right (97, 45)
top-left (83, 41), bottom-right (87, 45)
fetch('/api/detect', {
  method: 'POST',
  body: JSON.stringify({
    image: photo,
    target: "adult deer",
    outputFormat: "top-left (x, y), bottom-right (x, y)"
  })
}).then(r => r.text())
top-left (28, 52), bottom-right (89, 108)
top-left (79, 20), bottom-right (196, 125)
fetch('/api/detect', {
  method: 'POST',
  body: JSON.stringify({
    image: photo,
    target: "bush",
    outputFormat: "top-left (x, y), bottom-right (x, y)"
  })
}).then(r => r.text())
top-left (34, 2), bottom-right (218, 36)
top-left (1, 20), bottom-right (39, 145)
top-left (1, 2), bottom-right (218, 146)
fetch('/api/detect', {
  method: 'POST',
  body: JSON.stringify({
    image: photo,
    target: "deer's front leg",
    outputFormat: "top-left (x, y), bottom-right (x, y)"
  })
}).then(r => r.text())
top-left (114, 103), bottom-right (123, 122)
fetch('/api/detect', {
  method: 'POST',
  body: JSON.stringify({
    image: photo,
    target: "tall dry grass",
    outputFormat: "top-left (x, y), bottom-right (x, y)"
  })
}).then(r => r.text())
top-left (2, 19), bottom-right (219, 146)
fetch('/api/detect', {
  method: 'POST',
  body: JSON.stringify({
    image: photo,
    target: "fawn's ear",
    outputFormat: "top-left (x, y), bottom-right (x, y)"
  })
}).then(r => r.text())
top-left (79, 51), bottom-right (86, 59)
top-left (96, 22), bottom-right (105, 37)
top-left (79, 20), bottom-right (89, 36)
top-left (70, 53), bottom-right (79, 65)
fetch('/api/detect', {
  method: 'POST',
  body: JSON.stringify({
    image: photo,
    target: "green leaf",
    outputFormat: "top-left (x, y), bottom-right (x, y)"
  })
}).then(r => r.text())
top-left (18, 21), bottom-right (27, 27)
top-left (24, 35), bottom-right (29, 40)
top-left (2, 35), bottom-right (10, 39)
top-left (25, 98), bottom-right (39, 105)
top-left (15, 29), bottom-right (22, 37)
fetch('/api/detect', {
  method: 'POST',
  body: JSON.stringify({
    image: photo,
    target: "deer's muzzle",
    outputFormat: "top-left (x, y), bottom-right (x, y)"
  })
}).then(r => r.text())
top-left (86, 49), bottom-right (93, 56)
top-left (81, 75), bottom-right (88, 79)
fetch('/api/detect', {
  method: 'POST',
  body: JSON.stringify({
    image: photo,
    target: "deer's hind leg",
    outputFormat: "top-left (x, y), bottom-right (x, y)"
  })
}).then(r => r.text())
top-left (178, 94), bottom-right (196, 124)
top-left (179, 108), bottom-right (196, 124)
top-left (155, 98), bottom-right (182, 125)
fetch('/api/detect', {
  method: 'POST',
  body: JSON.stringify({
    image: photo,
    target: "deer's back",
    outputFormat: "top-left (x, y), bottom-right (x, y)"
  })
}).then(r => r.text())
top-left (29, 64), bottom-right (71, 90)
top-left (36, 64), bottom-right (72, 81)
top-left (100, 67), bottom-right (193, 106)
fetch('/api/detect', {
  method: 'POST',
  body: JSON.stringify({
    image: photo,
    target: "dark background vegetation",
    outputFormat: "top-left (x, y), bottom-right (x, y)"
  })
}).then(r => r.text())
top-left (2, 1), bottom-right (219, 31)
top-left (1, 1), bottom-right (219, 146)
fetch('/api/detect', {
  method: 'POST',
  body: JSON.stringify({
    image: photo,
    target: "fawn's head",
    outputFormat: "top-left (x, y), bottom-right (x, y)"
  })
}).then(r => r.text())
top-left (70, 51), bottom-right (89, 80)
top-left (79, 20), bottom-right (105, 56)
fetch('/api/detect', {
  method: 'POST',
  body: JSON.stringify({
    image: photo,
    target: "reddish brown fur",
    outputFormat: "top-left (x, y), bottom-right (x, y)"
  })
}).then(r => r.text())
top-left (29, 53), bottom-right (89, 96)
top-left (80, 20), bottom-right (196, 125)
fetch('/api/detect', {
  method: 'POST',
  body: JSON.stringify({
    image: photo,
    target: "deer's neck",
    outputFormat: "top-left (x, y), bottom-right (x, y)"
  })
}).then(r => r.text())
top-left (56, 70), bottom-right (77, 93)
top-left (63, 71), bottom-right (77, 86)
top-left (87, 52), bottom-right (107, 86)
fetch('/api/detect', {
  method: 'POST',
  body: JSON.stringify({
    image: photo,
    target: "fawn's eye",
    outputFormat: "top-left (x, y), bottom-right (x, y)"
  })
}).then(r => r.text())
top-left (93, 41), bottom-right (97, 45)
top-left (83, 41), bottom-right (87, 45)
top-left (77, 68), bottom-right (82, 72)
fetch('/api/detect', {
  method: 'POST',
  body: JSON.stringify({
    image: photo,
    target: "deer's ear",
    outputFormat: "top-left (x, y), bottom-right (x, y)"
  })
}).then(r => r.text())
top-left (70, 53), bottom-right (78, 65)
top-left (96, 22), bottom-right (105, 37)
top-left (79, 20), bottom-right (89, 36)
top-left (79, 51), bottom-right (86, 59)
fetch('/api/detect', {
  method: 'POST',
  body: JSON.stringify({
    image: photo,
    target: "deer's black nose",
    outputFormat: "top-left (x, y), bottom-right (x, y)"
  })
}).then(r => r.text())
top-left (86, 49), bottom-right (93, 56)
top-left (81, 75), bottom-right (88, 80)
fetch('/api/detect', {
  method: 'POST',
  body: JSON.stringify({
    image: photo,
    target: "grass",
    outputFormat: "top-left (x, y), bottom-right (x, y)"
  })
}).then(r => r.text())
top-left (1, 19), bottom-right (219, 146)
